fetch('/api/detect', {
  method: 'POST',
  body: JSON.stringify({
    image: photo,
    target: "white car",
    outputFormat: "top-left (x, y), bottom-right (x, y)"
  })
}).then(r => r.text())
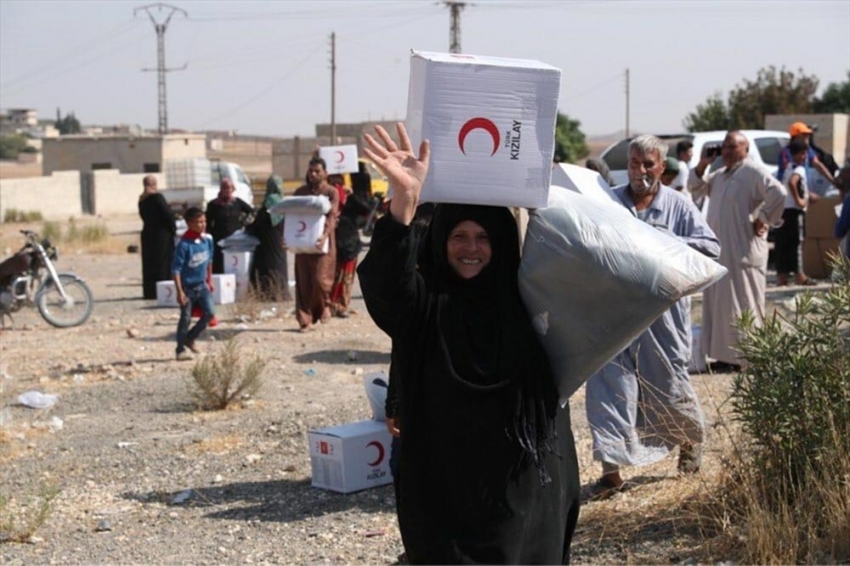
top-left (600, 130), bottom-right (790, 186)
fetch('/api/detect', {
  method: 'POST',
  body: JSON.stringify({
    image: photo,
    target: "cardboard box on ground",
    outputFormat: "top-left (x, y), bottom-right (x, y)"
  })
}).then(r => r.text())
top-left (309, 420), bottom-right (393, 494)
top-left (406, 51), bottom-right (560, 209)
top-left (156, 274), bottom-right (235, 307)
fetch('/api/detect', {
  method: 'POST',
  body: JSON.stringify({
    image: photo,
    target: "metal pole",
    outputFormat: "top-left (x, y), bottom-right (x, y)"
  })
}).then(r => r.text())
top-left (331, 32), bottom-right (336, 144)
top-left (135, 3), bottom-right (187, 135)
top-left (445, 1), bottom-right (465, 53)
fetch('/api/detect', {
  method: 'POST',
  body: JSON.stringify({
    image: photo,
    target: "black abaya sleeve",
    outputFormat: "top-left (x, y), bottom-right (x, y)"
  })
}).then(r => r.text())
top-left (357, 214), bottom-right (427, 340)
top-left (155, 194), bottom-right (176, 235)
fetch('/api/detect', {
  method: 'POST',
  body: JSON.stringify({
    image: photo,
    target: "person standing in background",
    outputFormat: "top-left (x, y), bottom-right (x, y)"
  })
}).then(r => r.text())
top-left (293, 157), bottom-right (339, 332)
top-left (688, 131), bottom-right (787, 370)
top-left (775, 139), bottom-right (818, 286)
top-left (205, 178), bottom-right (254, 274)
top-left (249, 175), bottom-right (291, 301)
top-left (138, 175), bottom-right (176, 300)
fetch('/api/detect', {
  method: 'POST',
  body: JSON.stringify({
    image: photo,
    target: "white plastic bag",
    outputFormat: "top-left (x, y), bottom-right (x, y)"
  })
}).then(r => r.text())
top-left (17, 390), bottom-right (60, 409)
top-left (519, 184), bottom-right (726, 402)
top-left (363, 371), bottom-right (388, 422)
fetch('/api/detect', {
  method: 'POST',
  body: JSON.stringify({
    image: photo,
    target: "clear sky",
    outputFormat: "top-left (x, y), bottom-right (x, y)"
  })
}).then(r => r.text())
top-left (1, 0), bottom-right (848, 138)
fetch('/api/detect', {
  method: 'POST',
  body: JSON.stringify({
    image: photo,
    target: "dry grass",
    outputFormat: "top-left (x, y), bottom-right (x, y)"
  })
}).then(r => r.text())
top-left (0, 483), bottom-right (59, 544)
top-left (183, 434), bottom-right (245, 456)
top-left (187, 338), bottom-right (266, 411)
top-left (0, 216), bottom-right (132, 255)
top-left (225, 281), bottom-right (288, 324)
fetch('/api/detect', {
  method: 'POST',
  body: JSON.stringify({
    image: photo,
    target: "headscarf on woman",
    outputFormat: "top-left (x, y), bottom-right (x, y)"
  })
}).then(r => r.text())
top-left (416, 204), bottom-right (559, 481)
top-left (263, 175), bottom-right (284, 227)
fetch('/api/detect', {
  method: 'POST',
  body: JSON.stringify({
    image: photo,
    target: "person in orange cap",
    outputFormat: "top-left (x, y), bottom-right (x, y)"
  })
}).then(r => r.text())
top-left (777, 122), bottom-right (841, 193)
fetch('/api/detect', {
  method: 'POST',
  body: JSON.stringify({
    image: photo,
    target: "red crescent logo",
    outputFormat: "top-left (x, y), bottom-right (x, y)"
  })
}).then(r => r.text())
top-left (458, 117), bottom-right (500, 156)
top-left (366, 440), bottom-right (385, 466)
top-left (297, 220), bottom-right (307, 234)
top-left (231, 255), bottom-right (238, 267)
top-left (335, 150), bottom-right (345, 163)
top-left (166, 286), bottom-right (172, 298)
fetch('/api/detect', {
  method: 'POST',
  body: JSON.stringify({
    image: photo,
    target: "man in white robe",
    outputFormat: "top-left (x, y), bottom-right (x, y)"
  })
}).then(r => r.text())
top-left (688, 131), bottom-right (787, 368)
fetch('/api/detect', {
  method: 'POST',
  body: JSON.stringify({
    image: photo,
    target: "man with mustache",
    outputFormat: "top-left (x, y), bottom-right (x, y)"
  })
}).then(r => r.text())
top-left (586, 135), bottom-right (720, 500)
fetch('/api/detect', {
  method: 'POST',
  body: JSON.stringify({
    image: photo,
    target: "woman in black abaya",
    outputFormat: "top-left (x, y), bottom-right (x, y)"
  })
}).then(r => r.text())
top-left (138, 175), bottom-right (176, 300)
top-left (358, 123), bottom-right (580, 564)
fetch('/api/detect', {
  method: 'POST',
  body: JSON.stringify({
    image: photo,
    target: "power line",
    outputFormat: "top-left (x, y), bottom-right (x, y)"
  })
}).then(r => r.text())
top-left (443, 1), bottom-right (468, 54)
top-left (134, 3), bottom-right (187, 135)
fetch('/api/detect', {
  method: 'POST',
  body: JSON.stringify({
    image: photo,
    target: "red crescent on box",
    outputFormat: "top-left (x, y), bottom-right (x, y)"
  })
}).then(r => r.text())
top-left (231, 255), bottom-right (238, 267)
top-left (335, 150), bottom-right (345, 163)
top-left (458, 117), bottom-right (500, 156)
top-left (366, 440), bottom-right (385, 466)
top-left (166, 286), bottom-right (172, 298)
top-left (297, 220), bottom-right (307, 233)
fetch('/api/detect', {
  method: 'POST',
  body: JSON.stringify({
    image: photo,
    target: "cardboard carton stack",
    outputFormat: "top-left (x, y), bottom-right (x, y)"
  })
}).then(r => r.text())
top-left (804, 196), bottom-right (842, 278)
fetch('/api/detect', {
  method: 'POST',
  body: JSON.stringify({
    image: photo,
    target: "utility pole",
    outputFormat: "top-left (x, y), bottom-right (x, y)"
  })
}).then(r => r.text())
top-left (330, 32), bottom-right (336, 144)
top-left (135, 3), bottom-right (187, 135)
top-left (625, 68), bottom-right (630, 138)
top-left (444, 1), bottom-right (466, 53)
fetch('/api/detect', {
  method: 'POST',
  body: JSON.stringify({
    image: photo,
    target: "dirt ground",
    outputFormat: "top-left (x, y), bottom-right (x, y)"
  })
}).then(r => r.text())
top-left (0, 214), bottom-right (820, 564)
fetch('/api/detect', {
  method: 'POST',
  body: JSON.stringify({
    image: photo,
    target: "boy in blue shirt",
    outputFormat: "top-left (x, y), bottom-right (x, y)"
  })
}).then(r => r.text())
top-left (172, 207), bottom-right (215, 360)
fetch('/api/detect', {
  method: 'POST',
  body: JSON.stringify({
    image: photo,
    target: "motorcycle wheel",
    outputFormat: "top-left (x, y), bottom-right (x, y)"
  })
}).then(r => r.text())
top-left (36, 274), bottom-right (93, 328)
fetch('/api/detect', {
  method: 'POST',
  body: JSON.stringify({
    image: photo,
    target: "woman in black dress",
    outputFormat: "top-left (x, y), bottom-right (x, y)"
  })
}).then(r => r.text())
top-left (358, 124), bottom-right (580, 564)
top-left (205, 178), bottom-right (254, 273)
top-left (138, 175), bottom-right (176, 300)
top-left (248, 175), bottom-right (291, 301)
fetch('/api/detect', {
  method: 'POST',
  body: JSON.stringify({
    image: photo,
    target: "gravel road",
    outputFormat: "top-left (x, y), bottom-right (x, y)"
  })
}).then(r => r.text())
top-left (0, 217), bottom-right (782, 564)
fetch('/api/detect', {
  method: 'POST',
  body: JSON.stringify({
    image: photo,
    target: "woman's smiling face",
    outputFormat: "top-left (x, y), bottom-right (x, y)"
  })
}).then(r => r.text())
top-left (446, 220), bottom-right (492, 279)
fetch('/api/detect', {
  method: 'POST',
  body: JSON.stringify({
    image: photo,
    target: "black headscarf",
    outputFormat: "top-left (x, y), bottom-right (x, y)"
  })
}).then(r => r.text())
top-left (418, 204), bottom-right (559, 481)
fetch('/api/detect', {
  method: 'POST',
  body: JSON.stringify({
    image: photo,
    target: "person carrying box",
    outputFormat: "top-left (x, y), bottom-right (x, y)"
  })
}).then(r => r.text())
top-left (172, 207), bottom-right (215, 361)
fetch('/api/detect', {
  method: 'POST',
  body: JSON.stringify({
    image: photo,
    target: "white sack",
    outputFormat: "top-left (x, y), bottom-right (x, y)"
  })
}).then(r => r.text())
top-left (363, 371), bottom-right (388, 422)
top-left (268, 195), bottom-right (331, 216)
top-left (519, 185), bottom-right (727, 401)
top-left (217, 229), bottom-right (260, 250)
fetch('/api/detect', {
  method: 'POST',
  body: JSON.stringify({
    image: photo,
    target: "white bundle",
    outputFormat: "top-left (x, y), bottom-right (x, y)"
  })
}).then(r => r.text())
top-left (268, 195), bottom-right (331, 216)
top-left (519, 183), bottom-right (726, 401)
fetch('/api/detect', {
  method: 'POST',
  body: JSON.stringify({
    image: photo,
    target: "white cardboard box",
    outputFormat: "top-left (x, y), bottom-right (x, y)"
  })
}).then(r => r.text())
top-left (406, 51), bottom-right (561, 208)
top-left (308, 420), bottom-right (393, 494)
top-left (284, 212), bottom-right (328, 254)
top-left (156, 280), bottom-right (178, 307)
top-left (223, 250), bottom-right (253, 279)
top-left (158, 276), bottom-right (235, 306)
top-left (319, 144), bottom-right (359, 175)
top-left (211, 273), bottom-right (235, 305)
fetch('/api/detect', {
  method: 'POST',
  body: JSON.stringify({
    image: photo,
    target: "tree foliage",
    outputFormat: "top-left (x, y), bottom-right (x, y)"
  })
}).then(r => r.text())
top-left (0, 134), bottom-right (31, 159)
top-left (553, 112), bottom-right (588, 163)
top-left (55, 111), bottom-right (81, 135)
top-left (683, 66), bottom-right (843, 132)
top-left (683, 93), bottom-right (730, 132)
top-left (727, 66), bottom-right (818, 129)
top-left (813, 71), bottom-right (850, 113)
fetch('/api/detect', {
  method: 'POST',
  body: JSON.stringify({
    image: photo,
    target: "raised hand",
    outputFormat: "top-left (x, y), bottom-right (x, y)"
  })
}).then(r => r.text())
top-left (363, 122), bottom-right (430, 226)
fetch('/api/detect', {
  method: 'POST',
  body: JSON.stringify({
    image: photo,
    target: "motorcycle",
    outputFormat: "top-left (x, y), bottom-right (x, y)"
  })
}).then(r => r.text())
top-left (0, 230), bottom-right (93, 328)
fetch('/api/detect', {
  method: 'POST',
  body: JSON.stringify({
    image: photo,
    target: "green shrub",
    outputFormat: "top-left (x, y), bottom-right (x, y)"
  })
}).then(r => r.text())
top-left (733, 254), bottom-right (850, 480)
top-left (714, 253), bottom-right (850, 562)
top-left (188, 339), bottom-right (266, 410)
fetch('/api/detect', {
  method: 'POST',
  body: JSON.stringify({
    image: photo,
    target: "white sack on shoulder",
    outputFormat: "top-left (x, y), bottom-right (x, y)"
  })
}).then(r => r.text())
top-left (268, 195), bottom-right (331, 216)
top-left (217, 229), bottom-right (260, 250)
top-left (519, 185), bottom-right (726, 402)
